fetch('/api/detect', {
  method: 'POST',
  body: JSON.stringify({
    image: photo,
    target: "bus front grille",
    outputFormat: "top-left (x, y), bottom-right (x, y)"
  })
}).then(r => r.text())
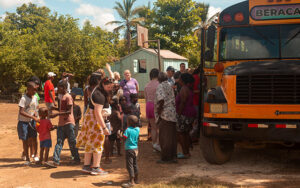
top-left (236, 75), bottom-right (300, 104)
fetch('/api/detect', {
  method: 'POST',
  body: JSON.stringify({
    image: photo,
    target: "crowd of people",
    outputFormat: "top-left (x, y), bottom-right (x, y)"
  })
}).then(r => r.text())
top-left (16, 63), bottom-right (203, 187)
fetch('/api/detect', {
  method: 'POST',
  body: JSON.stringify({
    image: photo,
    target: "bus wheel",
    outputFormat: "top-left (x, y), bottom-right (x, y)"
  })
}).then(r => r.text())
top-left (200, 135), bottom-right (234, 165)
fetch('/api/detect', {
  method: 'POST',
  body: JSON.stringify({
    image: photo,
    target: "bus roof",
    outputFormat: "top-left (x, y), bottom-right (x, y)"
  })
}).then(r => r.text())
top-left (219, 0), bottom-right (300, 26)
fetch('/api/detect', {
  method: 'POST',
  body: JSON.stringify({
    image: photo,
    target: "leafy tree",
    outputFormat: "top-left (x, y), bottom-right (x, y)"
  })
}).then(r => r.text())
top-left (149, 0), bottom-right (209, 67)
top-left (0, 3), bottom-right (120, 94)
top-left (106, 0), bottom-right (144, 54)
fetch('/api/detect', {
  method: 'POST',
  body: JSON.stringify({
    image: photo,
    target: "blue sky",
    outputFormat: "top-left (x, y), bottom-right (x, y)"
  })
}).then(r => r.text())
top-left (0, 0), bottom-right (242, 31)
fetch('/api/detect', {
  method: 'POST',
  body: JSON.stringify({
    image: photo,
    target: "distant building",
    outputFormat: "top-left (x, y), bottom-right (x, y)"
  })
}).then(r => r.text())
top-left (112, 48), bottom-right (188, 94)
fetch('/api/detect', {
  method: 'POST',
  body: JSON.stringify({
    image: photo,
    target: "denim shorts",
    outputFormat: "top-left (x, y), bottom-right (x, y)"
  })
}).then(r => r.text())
top-left (40, 139), bottom-right (52, 148)
top-left (17, 121), bottom-right (29, 140)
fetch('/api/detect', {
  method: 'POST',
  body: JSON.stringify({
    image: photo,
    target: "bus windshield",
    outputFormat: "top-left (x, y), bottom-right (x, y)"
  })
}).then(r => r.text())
top-left (220, 24), bottom-right (300, 61)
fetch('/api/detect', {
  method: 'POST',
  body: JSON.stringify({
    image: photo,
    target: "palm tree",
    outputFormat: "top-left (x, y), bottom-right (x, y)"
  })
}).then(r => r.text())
top-left (194, 3), bottom-right (220, 36)
top-left (106, 0), bottom-right (144, 53)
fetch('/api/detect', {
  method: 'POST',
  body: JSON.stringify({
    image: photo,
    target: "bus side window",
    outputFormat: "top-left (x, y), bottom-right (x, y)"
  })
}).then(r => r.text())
top-left (205, 31), bottom-right (218, 68)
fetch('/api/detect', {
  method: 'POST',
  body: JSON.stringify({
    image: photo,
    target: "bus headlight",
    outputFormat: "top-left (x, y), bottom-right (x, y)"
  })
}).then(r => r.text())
top-left (210, 103), bottom-right (228, 113)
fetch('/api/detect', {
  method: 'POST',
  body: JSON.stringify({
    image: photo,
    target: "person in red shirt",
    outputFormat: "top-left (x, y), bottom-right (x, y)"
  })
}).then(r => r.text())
top-left (44, 72), bottom-right (57, 116)
top-left (36, 107), bottom-right (56, 165)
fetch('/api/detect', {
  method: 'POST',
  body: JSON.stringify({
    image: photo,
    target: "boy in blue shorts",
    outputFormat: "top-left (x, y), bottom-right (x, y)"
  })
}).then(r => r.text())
top-left (17, 82), bottom-right (39, 165)
top-left (122, 115), bottom-right (140, 188)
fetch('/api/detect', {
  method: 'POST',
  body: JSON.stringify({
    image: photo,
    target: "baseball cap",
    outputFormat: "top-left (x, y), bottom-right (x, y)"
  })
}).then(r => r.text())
top-left (166, 66), bottom-right (175, 72)
top-left (48, 72), bottom-right (56, 77)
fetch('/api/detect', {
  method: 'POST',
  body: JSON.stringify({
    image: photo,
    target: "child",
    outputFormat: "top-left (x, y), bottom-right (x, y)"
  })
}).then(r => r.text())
top-left (122, 115), bottom-right (140, 188)
top-left (129, 94), bottom-right (141, 127)
top-left (46, 80), bottom-right (80, 168)
top-left (17, 82), bottom-right (39, 165)
top-left (36, 107), bottom-right (56, 165)
top-left (108, 98), bottom-right (123, 157)
top-left (71, 93), bottom-right (82, 138)
top-left (122, 104), bottom-right (132, 130)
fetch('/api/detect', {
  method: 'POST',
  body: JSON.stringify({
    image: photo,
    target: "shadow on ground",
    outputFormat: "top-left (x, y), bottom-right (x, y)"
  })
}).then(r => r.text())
top-left (50, 170), bottom-right (89, 179)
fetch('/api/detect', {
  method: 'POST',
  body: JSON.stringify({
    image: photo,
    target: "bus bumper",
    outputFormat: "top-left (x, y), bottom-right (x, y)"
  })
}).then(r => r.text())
top-left (203, 119), bottom-right (300, 143)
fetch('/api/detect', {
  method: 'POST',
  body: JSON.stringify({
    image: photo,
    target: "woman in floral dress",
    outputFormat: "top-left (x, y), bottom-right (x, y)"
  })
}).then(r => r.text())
top-left (77, 73), bottom-right (112, 175)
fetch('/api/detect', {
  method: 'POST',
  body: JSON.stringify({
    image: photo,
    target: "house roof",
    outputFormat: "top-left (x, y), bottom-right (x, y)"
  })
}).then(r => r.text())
top-left (143, 48), bottom-right (188, 61)
top-left (118, 48), bottom-right (188, 62)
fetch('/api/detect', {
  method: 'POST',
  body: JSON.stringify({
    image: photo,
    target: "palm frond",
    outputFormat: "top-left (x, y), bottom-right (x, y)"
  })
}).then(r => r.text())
top-left (114, 7), bottom-right (127, 20)
top-left (131, 17), bottom-right (145, 23)
top-left (131, 6), bottom-right (145, 16)
top-left (106, 20), bottom-right (123, 26)
top-left (113, 25), bottom-right (125, 33)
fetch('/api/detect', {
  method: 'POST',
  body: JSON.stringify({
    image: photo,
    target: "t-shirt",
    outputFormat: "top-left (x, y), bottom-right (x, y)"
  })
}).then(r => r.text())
top-left (120, 78), bottom-right (138, 103)
top-left (144, 80), bottom-right (159, 103)
top-left (35, 93), bottom-right (40, 103)
top-left (36, 119), bottom-right (53, 141)
top-left (18, 94), bottom-right (38, 122)
top-left (193, 74), bottom-right (200, 106)
top-left (154, 81), bottom-right (177, 123)
top-left (44, 80), bottom-right (55, 103)
top-left (89, 88), bottom-right (109, 110)
top-left (58, 93), bottom-right (75, 126)
top-left (124, 127), bottom-right (140, 150)
top-left (73, 104), bottom-right (82, 124)
top-left (167, 77), bottom-right (175, 86)
top-left (130, 103), bottom-right (140, 119)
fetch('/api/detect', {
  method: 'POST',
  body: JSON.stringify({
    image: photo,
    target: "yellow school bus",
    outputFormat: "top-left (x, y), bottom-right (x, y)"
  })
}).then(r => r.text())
top-left (200, 0), bottom-right (300, 164)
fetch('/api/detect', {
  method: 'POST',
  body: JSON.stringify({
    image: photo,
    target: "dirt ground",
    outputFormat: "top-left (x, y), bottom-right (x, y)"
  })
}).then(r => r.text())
top-left (2, 101), bottom-right (300, 188)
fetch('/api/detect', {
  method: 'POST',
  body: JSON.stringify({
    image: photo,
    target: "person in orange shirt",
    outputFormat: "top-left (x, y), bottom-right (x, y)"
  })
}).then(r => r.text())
top-left (44, 72), bottom-right (57, 116)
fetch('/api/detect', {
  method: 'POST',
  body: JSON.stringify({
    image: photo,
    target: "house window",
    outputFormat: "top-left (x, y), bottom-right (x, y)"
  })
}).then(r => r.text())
top-left (133, 60), bottom-right (138, 73)
top-left (139, 59), bottom-right (147, 73)
top-left (133, 59), bottom-right (147, 73)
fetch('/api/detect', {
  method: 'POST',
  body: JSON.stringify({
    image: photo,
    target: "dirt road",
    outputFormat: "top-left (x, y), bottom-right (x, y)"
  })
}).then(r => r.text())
top-left (1, 101), bottom-right (300, 188)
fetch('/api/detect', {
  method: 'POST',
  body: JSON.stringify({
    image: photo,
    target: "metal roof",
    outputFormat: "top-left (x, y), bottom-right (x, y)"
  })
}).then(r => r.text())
top-left (118, 48), bottom-right (188, 62)
top-left (142, 48), bottom-right (188, 61)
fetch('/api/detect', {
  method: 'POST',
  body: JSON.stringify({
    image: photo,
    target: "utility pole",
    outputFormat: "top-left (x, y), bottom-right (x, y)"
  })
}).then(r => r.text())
top-left (143, 39), bottom-right (161, 71)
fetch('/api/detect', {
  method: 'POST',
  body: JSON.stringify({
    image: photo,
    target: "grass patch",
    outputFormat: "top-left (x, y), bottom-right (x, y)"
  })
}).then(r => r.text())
top-left (137, 176), bottom-right (236, 188)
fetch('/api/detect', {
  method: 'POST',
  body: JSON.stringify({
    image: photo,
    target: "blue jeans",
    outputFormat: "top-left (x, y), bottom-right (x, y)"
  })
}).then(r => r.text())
top-left (53, 123), bottom-right (80, 163)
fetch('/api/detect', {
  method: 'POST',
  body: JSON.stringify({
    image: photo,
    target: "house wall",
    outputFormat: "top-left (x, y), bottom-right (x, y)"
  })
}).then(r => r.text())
top-left (113, 49), bottom-right (188, 93)
top-left (119, 50), bottom-right (158, 92)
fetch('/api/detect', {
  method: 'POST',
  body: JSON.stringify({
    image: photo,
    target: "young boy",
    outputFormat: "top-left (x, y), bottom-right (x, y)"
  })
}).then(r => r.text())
top-left (71, 93), bottom-right (82, 138)
top-left (129, 94), bottom-right (141, 127)
top-left (108, 98), bottom-right (123, 157)
top-left (46, 81), bottom-right (80, 168)
top-left (36, 107), bottom-right (56, 165)
top-left (122, 115), bottom-right (140, 187)
top-left (17, 82), bottom-right (39, 165)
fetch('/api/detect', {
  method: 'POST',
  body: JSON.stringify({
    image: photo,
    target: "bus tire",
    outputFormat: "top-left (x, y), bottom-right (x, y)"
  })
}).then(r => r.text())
top-left (200, 135), bottom-right (234, 165)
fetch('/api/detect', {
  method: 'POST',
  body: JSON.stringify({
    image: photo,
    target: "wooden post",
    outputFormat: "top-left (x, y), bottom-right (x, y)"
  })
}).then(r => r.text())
top-left (157, 39), bottom-right (161, 71)
top-left (199, 27), bottom-right (206, 135)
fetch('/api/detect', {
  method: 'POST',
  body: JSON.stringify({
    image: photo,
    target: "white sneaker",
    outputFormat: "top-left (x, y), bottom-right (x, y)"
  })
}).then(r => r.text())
top-left (34, 156), bottom-right (39, 162)
top-left (153, 143), bottom-right (161, 152)
top-left (24, 161), bottom-right (31, 166)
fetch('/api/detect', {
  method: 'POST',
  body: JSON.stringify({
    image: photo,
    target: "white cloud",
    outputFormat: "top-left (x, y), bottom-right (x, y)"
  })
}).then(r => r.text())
top-left (0, 0), bottom-right (45, 9)
top-left (70, 0), bottom-right (81, 3)
top-left (0, 13), bottom-right (6, 21)
top-left (208, 6), bottom-right (222, 20)
top-left (75, 3), bottom-right (117, 31)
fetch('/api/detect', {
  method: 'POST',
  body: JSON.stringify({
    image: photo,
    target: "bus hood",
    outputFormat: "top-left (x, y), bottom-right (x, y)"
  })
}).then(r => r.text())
top-left (224, 60), bottom-right (300, 75)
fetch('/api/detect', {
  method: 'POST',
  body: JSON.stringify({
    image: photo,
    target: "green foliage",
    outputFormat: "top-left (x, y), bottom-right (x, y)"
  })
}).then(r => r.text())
top-left (0, 3), bottom-right (119, 94)
top-left (149, 0), bottom-right (209, 67)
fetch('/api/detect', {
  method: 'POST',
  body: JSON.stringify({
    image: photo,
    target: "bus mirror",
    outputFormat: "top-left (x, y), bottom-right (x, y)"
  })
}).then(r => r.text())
top-left (207, 25), bottom-right (216, 51)
top-left (205, 50), bottom-right (214, 61)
